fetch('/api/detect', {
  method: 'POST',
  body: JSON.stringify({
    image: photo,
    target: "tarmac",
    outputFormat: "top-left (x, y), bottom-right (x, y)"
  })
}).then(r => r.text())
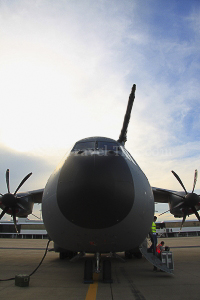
top-left (0, 236), bottom-right (200, 300)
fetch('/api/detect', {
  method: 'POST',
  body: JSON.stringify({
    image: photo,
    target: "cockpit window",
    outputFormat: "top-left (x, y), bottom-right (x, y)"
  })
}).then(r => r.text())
top-left (72, 140), bottom-right (120, 153)
top-left (73, 141), bottom-right (95, 151)
top-left (97, 141), bottom-right (119, 151)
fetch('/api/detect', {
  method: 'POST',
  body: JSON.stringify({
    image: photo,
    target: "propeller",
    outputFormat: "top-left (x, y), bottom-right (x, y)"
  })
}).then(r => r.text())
top-left (171, 170), bottom-right (200, 229)
top-left (0, 169), bottom-right (32, 233)
top-left (158, 170), bottom-right (200, 229)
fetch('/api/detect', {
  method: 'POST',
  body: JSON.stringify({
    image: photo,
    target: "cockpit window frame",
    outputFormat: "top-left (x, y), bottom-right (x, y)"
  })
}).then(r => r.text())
top-left (97, 141), bottom-right (120, 152)
top-left (72, 141), bottom-right (96, 151)
top-left (72, 140), bottom-right (120, 152)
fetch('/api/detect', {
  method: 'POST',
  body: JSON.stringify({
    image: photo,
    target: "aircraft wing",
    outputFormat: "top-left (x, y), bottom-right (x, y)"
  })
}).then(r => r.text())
top-left (152, 186), bottom-right (200, 226)
top-left (152, 187), bottom-right (185, 203)
top-left (24, 188), bottom-right (44, 203)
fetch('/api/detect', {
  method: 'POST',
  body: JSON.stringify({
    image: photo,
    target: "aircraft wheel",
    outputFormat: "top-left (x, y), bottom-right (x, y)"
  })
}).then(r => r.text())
top-left (125, 251), bottom-right (132, 259)
top-left (59, 252), bottom-right (66, 260)
top-left (84, 259), bottom-right (93, 283)
top-left (68, 251), bottom-right (77, 259)
top-left (103, 260), bottom-right (113, 283)
top-left (133, 251), bottom-right (142, 259)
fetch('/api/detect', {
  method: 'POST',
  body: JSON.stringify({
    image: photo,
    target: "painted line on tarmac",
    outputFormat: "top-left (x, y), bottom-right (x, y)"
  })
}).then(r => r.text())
top-left (0, 247), bottom-right (45, 250)
top-left (170, 246), bottom-right (200, 248)
top-left (85, 273), bottom-right (99, 300)
top-left (120, 267), bottom-right (147, 300)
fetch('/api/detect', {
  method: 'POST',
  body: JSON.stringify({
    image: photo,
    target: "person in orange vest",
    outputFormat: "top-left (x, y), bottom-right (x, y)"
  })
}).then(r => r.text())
top-left (153, 241), bottom-right (165, 272)
top-left (156, 241), bottom-right (165, 257)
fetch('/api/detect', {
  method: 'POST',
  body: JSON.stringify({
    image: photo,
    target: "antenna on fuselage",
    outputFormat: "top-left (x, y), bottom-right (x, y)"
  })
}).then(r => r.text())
top-left (117, 84), bottom-right (136, 145)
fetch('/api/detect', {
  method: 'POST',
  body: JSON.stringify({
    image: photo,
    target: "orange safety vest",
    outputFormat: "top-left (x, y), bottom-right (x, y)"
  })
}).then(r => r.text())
top-left (156, 243), bottom-right (163, 254)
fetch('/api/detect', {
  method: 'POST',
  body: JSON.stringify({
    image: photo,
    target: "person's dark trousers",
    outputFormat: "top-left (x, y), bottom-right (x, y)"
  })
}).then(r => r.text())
top-left (149, 233), bottom-right (157, 255)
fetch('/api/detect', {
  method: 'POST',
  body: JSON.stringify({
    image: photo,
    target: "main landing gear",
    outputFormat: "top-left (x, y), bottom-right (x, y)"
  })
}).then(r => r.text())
top-left (59, 250), bottom-right (77, 260)
top-left (125, 247), bottom-right (143, 259)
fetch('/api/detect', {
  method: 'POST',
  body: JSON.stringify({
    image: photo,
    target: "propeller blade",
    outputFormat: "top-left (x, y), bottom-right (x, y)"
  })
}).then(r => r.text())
top-left (160, 201), bottom-right (186, 217)
top-left (0, 207), bottom-right (9, 220)
top-left (158, 209), bottom-right (170, 216)
top-left (12, 208), bottom-right (18, 234)
top-left (6, 169), bottom-right (10, 193)
top-left (31, 213), bottom-right (41, 220)
top-left (173, 201), bottom-right (185, 209)
top-left (16, 202), bottom-right (27, 211)
top-left (191, 206), bottom-right (200, 222)
top-left (14, 173), bottom-right (32, 195)
top-left (171, 170), bottom-right (188, 195)
top-left (180, 213), bottom-right (187, 231)
top-left (192, 169), bottom-right (198, 193)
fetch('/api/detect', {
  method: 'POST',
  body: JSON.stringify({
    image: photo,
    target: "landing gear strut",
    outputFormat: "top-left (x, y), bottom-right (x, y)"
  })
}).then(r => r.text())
top-left (95, 252), bottom-right (101, 273)
top-left (83, 252), bottom-right (113, 284)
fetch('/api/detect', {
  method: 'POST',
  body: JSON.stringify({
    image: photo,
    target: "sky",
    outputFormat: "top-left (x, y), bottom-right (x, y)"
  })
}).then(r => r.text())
top-left (0, 0), bottom-right (200, 222)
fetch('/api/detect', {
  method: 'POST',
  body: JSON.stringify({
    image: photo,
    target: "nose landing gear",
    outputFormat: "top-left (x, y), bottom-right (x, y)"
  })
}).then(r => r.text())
top-left (84, 252), bottom-right (113, 283)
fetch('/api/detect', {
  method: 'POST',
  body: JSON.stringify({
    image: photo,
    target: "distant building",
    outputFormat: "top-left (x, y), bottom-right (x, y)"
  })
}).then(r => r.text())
top-left (156, 220), bottom-right (200, 237)
top-left (1, 218), bottom-right (200, 239)
top-left (0, 218), bottom-right (48, 239)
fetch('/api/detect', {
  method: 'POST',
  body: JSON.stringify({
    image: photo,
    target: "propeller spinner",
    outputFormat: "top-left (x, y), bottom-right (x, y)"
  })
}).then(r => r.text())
top-left (158, 170), bottom-right (200, 229)
top-left (171, 170), bottom-right (200, 229)
top-left (0, 169), bottom-right (32, 233)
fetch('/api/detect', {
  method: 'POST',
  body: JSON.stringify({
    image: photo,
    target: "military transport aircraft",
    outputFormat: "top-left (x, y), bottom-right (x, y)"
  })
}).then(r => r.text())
top-left (0, 84), bottom-right (199, 281)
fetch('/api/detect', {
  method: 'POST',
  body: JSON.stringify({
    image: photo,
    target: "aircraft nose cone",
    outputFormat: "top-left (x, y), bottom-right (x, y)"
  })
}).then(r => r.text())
top-left (57, 152), bottom-right (134, 229)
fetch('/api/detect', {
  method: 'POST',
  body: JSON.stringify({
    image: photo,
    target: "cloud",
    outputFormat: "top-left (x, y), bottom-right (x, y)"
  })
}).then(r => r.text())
top-left (0, 144), bottom-right (55, 220)
top-left (0, 0), bottom-right (200, 221)
top-left (0, 144), bottom-right (54, 193)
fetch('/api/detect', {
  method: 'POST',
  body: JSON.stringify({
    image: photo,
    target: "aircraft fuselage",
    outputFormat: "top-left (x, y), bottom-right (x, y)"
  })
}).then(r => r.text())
top-left (42, 137), bottom-right (154, 253)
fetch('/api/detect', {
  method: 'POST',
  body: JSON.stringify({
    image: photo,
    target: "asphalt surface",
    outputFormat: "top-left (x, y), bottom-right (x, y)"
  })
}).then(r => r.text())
top-left (0, 237), bottom-right (200, 300)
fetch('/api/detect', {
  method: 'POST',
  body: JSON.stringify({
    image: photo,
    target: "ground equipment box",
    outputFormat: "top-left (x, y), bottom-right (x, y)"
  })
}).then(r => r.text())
top-left (161, 251), bottom-right (174, 270)
top-left (15, 274), bottom-right (30, 287)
